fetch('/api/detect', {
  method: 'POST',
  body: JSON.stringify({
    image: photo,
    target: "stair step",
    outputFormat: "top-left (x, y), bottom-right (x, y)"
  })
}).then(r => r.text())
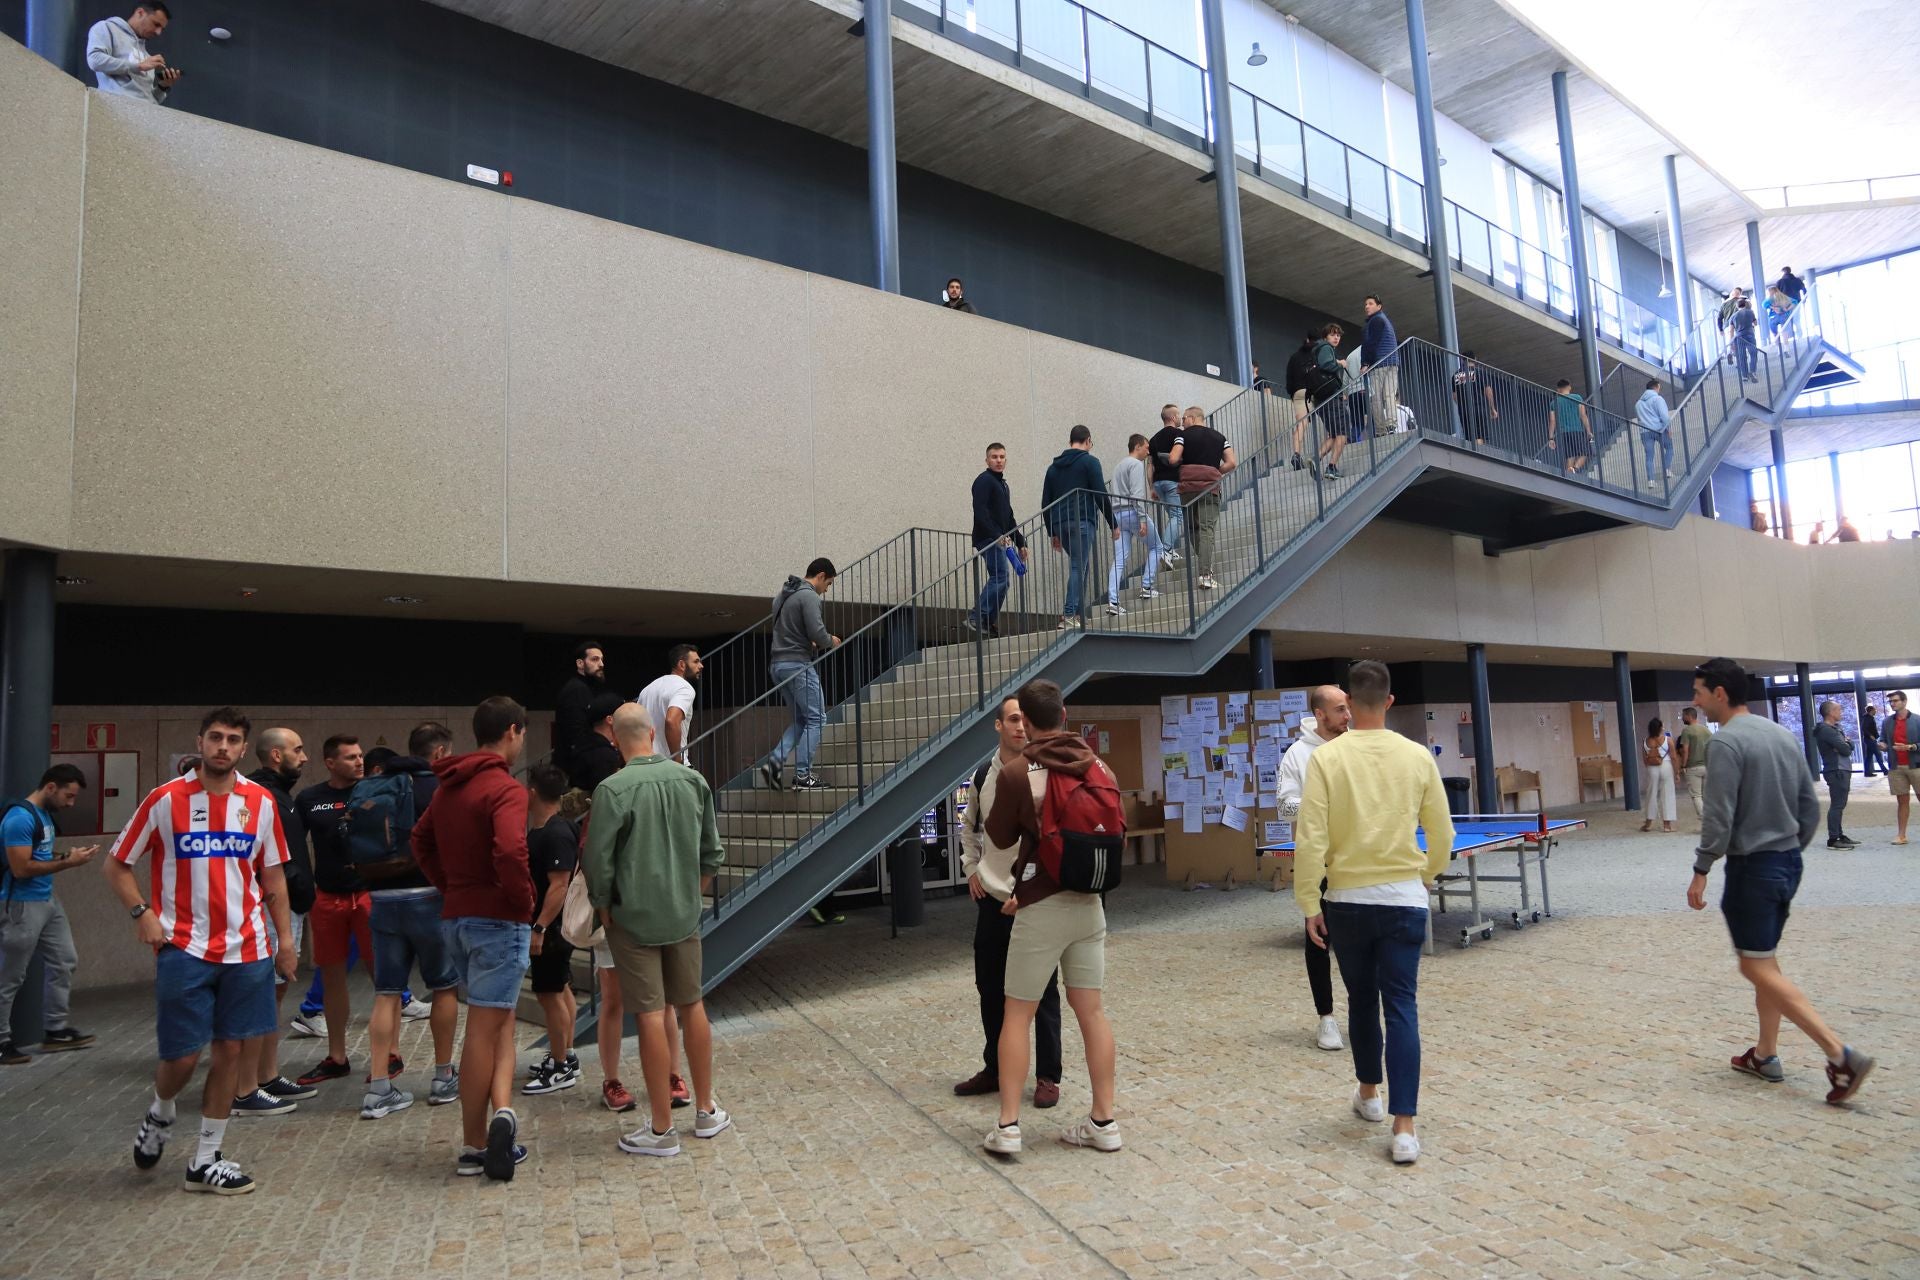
top-left (715, 783), bottom-right (861, 813)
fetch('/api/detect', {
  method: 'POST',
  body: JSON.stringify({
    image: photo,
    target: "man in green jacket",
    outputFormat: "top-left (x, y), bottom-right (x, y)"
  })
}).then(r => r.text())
top-left (583, 703), bottom-right (729, 1157)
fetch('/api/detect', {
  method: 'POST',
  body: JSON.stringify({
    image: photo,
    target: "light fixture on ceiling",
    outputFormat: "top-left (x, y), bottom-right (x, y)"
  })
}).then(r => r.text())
top-left (382, 594), bottom-right (427, 606)
top-left (1248, 42), bottom-right (1268, 67)
top-left (209, 26), bottom-right (232, 40)
top-left (1438, 153), bottom-right (1448, 167)
top-left (53, 574), bottom-right (91, 587)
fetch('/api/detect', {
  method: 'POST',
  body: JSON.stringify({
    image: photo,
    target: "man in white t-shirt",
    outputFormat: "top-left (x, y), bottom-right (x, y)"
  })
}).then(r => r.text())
top-left (638, 646), bottom-right (704, 765)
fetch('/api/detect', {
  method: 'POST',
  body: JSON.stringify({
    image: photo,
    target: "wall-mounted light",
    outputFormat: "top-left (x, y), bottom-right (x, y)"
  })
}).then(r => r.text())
top-left (209, 26), bottom-right (232, 41)
top-left (1248, 42), bottom-right (1268, 66)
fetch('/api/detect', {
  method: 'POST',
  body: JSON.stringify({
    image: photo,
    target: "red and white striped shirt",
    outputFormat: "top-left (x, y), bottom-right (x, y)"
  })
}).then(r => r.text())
top-left (110, 772), bottom-right (288, 963)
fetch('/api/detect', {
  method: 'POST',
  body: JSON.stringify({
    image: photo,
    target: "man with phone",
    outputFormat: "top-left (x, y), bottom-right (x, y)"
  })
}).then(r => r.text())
top-left (87, 4), bottom-right (181, 104)
top-left (0, 764), bottom-right (100, 1066)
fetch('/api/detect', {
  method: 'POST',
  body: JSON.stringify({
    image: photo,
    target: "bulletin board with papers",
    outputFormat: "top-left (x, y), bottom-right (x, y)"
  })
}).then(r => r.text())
top-left (1160, 688), bottom-right (1313, 888)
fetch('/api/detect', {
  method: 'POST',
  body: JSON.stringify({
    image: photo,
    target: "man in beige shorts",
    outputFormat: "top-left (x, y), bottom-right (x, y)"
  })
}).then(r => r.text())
top-left (582, 703), bottom-right (729, 1156)
top-left (1882, 690), bottom-right (1917, 845)
top-left (981, 679), bottom-right (1120, 1156)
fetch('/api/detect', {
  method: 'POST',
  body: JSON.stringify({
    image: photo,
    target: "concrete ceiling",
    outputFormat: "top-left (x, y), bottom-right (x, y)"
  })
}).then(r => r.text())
top-left (1723, 406), bottom-right (1920, 470)
top-left (1260, 627), bottom-right (1802, 677)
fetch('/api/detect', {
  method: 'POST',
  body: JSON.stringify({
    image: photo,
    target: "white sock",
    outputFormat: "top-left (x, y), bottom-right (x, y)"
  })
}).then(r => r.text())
top-left (1829, 1046), bottom-right (1850, 1069)
top-left (150, 1091), bottom-right (177, 1123)
top-left (195, 1117), bottom-right (228, 1168)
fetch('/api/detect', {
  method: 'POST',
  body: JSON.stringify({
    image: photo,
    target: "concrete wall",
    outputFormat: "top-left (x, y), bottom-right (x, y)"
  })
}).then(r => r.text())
top-left (2, 53), bottom-right (1226, 593)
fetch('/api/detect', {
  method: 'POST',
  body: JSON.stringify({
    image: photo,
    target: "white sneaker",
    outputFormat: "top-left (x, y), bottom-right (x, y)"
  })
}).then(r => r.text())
top-left (1139, 587), bottom-right (1161, 599)
top-left (1058, 1117), bottom-right (1122, 1152)
top-left (1391, 1131), bottom-right (1420, 1164)
top-left (288, 1012), bottom-right (325, 1039)
top-left (1162, 549), bottom-right (1181, 566)
top-left (1316, 1015), bottom-right (1343, 1051)
top-left (400, 998), bottom-right (432, 1022)
top-left (617, 1125), bottom-right (681, 1157)
top-left (693, 1106), bottom-right (731, 1139)
top-left (982, 1123), bottom-right (1022, 1155)
top-left (1104, 602), bottom-right (1127, 617)
top-left (1351, 1087), bottom-right (1385, 1123)
top-left (1198, 574), bottom-right (1218, 590)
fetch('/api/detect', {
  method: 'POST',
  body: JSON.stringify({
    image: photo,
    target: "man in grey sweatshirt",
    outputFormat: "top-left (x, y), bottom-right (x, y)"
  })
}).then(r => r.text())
top-left (1104, 434), bottom-right (1162, 614)
top-left (1811, 702), bottom-right (1857, 849)
top-left (1686, 658), bottom-right (1873, 1104)
top-left (87, 6), bottom-right (180, 103)
top-left (757, 559), bottom-right (839, 792)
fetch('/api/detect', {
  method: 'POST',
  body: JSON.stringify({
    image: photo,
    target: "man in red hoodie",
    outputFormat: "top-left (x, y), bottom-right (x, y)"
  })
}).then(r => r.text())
top-left (981, 679), bottom-right (1121, 1157)
top-left (413, 696), bottom-right (534, 1182)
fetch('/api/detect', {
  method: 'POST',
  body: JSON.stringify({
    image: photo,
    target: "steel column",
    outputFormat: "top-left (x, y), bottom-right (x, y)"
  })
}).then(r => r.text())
top-left (1551, 72), bottom-right (1603, 398)
top-left (1796, 662), bottom-right (1818, 779)
top-left (1250, 631), bottom-right (1274, 691)
top-left (864, 0), bottom-right (901, 294)
top-left (1698, 484), bottom-right (1716, 519)
top-left (1200, 0), bottom-right (1254, 386)
top-left (1467, 643), bottom-right (1497, 814)
top-left (1830, 450), bottom-right (1843, 521)
top-left (1, 550), bottom-right (56, 801)
top-left (1853, 670), bottom-right (1872, 777)
top-left (1770, 421), bottom-right (1793, 541)
top-left (1661, 155), bottom-right (1694, 371)
top-left (1405, 0), bottom-right (1459, 353)
top-left (26, 0), bottom-right (81, 78)
top-left (1612, 651), bottom-right (1640, 812)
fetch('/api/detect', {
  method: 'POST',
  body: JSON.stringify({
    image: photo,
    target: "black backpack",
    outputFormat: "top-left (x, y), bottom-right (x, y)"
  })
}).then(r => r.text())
top-left (1305, 343), bottom-right (1344, 406)
top-left (1284, 345), bottom-right (1316, 397)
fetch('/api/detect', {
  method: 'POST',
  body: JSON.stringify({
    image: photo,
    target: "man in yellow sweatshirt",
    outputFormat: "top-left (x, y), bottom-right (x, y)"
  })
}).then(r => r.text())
top-left (1294, 660), bottom-right (1453, 1165)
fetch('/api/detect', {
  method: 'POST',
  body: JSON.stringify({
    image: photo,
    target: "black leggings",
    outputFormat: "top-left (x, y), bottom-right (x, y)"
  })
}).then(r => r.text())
top-left (1305, 929), bottom-right (1334, 1016)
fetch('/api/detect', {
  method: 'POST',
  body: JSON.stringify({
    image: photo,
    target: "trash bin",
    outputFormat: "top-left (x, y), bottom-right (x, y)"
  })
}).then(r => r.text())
top-left (885, 836), bottom-right (925, 929)
top-left (1442, 776), bottom-right (1472, 817)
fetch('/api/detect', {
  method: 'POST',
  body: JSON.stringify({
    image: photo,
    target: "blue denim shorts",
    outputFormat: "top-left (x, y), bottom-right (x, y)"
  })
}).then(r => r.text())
top-left (370, 893), bottom-right (459, 995)
top-left (1720, 849), bottom-right (1802, 958)
top-left (154, 946), bottom-right (276, 1061)
top-left (443, 917), bottom-right (531, 1009)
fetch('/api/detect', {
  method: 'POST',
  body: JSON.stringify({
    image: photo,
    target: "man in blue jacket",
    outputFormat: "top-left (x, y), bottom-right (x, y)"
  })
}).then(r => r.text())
top-left (1040, 426), bottom-right (1116, 631)
top-left (1635, 380), bottom-right (1673, 484)
top-left (1360, 294), bottom-right (1400, 436)
top-left (967, 443), bottom-right (1028, 637)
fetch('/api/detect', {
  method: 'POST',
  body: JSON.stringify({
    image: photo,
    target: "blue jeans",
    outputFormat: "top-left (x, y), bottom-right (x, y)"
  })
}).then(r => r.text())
top-left (1721, 849), bottom-right (1802, 958)
top-left (301, 934), bottom-right (411, 1015)
top-left (1640, 429), bottom-right (1672, 476)
top-left (442, 918), bottom-right (532, 1010)
top-left (370, 893), bottom-right (459, 995)
top-left (1736, 336), bottom-right (1758, 379)
top-left (766, 661), bottom-right (825, 777)
top-left (1108, 508), bottom-right (1159, 603)
top-left (972, 542), bottom-right (1010, 628)
top-left (1323, 902), bottom-right (1427, 1117)
top-left (1153, 480), bottom-right (1183, 553)
top-left (154, 947), bottom-right (276, 1061)
top-left (1060, 520), bottom-right (1094, 619)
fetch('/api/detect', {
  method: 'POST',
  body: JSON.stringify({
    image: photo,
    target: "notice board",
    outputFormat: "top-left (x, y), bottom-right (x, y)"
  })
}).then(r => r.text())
top-left (1159, 688), bottom-right (1311, 887)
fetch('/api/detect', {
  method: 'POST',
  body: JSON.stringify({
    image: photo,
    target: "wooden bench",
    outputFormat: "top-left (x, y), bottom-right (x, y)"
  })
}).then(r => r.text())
top-left (1495, 764), bottom-right (1542, 814)
top-left (1577, 757), bottom-right (1623, 802)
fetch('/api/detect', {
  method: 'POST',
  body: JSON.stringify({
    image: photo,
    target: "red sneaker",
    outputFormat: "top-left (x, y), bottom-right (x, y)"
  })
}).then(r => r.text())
top-left (1825, 1048), bottom-right (1876, 1105)
top-left (1033, 1079), bottom-right (1061, 1109)
top-left (603, 1079), bottom-right (637, 1113)
top-left (670, 1072), bottom-right (692, 1109)
top-left (363, 1054), bottom-right (405, 1084)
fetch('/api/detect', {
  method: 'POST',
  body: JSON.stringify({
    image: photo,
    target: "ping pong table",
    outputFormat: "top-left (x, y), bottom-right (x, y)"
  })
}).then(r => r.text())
top-left (1258, 814), bottom-right (1585, 951)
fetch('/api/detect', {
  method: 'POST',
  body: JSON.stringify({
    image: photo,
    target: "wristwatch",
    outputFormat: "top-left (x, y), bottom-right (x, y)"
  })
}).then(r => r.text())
top-left (129, 903), bottom-right (150, 920)
top-left (530, 923), bottom-right (546, 935)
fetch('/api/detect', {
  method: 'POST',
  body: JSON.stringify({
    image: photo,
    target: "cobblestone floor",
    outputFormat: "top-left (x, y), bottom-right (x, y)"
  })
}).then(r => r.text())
top-left (1, 796), bottom-right (1914, 1279)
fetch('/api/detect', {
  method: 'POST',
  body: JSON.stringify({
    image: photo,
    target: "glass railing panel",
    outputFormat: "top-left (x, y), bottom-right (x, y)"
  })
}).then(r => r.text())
top-left (1303, 123), bottom-right (1348, 206)
top-left (1347, 151), bottom-right (1390, 225)
top-left (1148, 45), bottom-right (1205, 136)
top-left (1020, 0), bottom-right (1087, 80)
top-left (1256, 100), bottom-right (1304, 184)
top-left (1086, 12), bottom-right (1148, 111)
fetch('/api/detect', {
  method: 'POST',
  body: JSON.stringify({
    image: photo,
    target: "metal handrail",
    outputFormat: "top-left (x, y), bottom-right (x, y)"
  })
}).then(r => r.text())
top-left (1744, 173), bottom-right (1920, 209)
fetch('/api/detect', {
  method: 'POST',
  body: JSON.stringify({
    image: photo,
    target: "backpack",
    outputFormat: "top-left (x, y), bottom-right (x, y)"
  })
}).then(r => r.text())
top-left (345, 772), bottom-right (424, 869)
top-left (1034, 762), bottom-right (1126, 894)
top-left (559, 796), bottom-right (603, 949)
top-left (0, 802), bottom-right (47, 901)
top-left (1304, 343), bottom-right (1343, 406)
top-left (1284, 345), bottom-right (1316, 397)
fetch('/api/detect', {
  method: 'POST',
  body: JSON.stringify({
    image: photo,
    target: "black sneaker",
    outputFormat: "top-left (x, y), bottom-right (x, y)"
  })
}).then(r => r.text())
top-left (484, 1108), bottom-right (519, 1181)
top-left (184, 1152), bottom-right (255, 1195)
top-left (458, 1143), bottom-right (527, 1177)
top-left (1290, 453), bottom-right (1303, 470)
top-left (790, 773), bottom-right (829, 791)
top-left (38, 1027), bottom-right (94, 1052)
top-left (0, 1042), bottom-right (30, 1067)
top-left (231, 1089), bottom-right (297, 1117)
top-left (521, 1055), bottom-right (578, 1095)
top-left (296, 1056), bottom-right (351, 1087)
top-left (1325, 464), bottom-right (1342, 478)
top-left (759, 760), bottom-right (784, 791)
top-left (133, 1109), bottom-right (172, 1170)
top-left (260, 1074), bottom-right (318, 1101)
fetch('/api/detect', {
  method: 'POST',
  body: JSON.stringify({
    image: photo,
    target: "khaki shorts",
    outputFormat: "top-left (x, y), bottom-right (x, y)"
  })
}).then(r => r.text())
top-left (1004, 892), bottom-right (1106, 1001)
top-left (1890, 766), bottom-right (1918, 798)
top-left (605, 923), bottom-right (702, 1013)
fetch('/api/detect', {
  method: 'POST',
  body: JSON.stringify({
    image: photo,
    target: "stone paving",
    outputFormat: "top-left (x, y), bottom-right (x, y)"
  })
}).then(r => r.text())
top-left (0, 795), bottom-right (1915, 1279)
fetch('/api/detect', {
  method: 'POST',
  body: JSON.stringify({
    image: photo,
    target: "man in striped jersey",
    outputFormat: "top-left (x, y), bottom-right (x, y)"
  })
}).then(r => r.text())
top-left (104, 707), bottom-right (298, 1196)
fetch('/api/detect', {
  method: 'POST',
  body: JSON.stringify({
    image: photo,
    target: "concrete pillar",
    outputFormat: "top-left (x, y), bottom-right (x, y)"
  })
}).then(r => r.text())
top-left (1200, 0), bottom-right (1253, 386)
top-left (1770, 429), bottom-right (1793, 541)
top-left (1661, 155), bottom-right (1694, 371)
top-left (1, 549), bottom-right (57, 1049)
top-left (1467, 643), bottom-right (1496, 813)
top-left (1405, 0), bottom-right (1459, 354)
top-left (1830, 450), bottom-right (1843, 522)
top-left (1796, 662), bottom-right (1818, 778)
top-left (864, 0), bottom-right (901, 295)
top-left (1612, 651), bottom-right (1640, 811)
top-left (1249, 631), bottom-right (1274, 691)
top-left (1551, 72), bottom-right (1603, 398)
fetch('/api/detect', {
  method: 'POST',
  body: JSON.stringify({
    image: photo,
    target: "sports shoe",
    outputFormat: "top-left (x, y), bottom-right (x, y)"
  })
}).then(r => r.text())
top-left (296, 1056), bottom-right (350, 1087)
top-left (808, 906), bottom-right (845, 926)
top-left (1056, 616), bottom-right (1084, 631)
top-left (0, 1042), bottom-right (30, 1066)
top-left (1316, 1015), bottom-right (1344, 1051)
top-left (1391, 1131), bottom-right (1420, 1164)
top-left (133, 1109), bottom-right (172, 1170)
top-left (790, 773), bottom-right (828, 791)
top-left (1290, 453), bottom-right (1303, 471)
top-left (522, 1055), bottom-right (578, 1095)
top-left (428, 1072), bottom-right (461, 1106)
top-left (1139, 587), bottom-right (1161, 599)
top-left (1825, 1047), bottom-right (1875, 1105)
top-left (1162, 547), bottom-right (1181, 564)
top-left (38, 1026), bottom-right (94, 1051)
top-left (364, 1053), bottom-right (405, 1083)
top-left (1731, 1048), bottom-right (1784, 1082)
top-left (289, 1011), bottom-right (326, 1039)
top-left (484, 1107), bottom-right (519, 1181)
top-left (360, 1086), bottom-right (414, 1119)
top-left (1352, 1087), bottom-right (1385, 1123)
top-left (260, 1074), bottom-right (318, 1101)
top-left (669, 1072), bottom-right (691, 1109)
top-left (694, 1105), bottom-right (731, 1138)
top-left (759, 760), bottom-right (783, 791)
top-left (1325, 464), bottom-right (1342, 479)
top-left (982, 1123), bottom-right (1022, 1155)
top-left (1058, 1117), bottom-right (1122, 1152)
top-left (400, 997), bottom-right (433, 1021)
top-left (230, 1089), bottom-right (297, 1117)
top-left (184, 1153), bottom-right (255, 1195)
top-left (961, 615), bottom-right (978, 634)
top-left (953, 1070), bottom-right (998, 1097)
top-left (603, 1079), bottom-right (638, 1113)
top-left (1032, 1080), bottom-right (1060, 1109)
top-left (1104, 602), bottom-right (1127, 617)
top-left (457, 1144), bottom-right (526, 1176)
top-left (1198, 574), bottom-right (1218, 590)
top-left (619, 1125), bottom-right (681, 1157)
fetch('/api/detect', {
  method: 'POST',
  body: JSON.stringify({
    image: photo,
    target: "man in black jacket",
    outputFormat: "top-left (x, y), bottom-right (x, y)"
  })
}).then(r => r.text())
top-left (567, 692), bottom-right (628, 793)
top-left (237, 728), bottom-right (318, 1113)
top-left (554, 642), bottom-right (606, 773)
top-left (967, 442), bottom-right (1028, 637)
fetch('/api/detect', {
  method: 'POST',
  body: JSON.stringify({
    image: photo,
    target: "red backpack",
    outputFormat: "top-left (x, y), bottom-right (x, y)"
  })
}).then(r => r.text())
top-left (1036, 761), bottom-right (1126, 894)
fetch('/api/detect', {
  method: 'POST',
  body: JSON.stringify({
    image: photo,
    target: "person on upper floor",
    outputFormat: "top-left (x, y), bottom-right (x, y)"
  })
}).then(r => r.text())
top-left (942, 278), bottom-right (976, 314)
top-left (1775, 267), bottom-right (1806, 304)
top-left (966, 442), bottom-right (1028, 638)
top-left (87, 4), bottom-right (179, 104)
top-left (554, 642), bottom-right (607, 774)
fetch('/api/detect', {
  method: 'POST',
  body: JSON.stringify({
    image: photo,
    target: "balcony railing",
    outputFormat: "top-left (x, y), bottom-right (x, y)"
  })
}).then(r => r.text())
top-left (897, 0), bottom-right (1684, 364)
top-left (1745, 173), bottom-right (1920, 210)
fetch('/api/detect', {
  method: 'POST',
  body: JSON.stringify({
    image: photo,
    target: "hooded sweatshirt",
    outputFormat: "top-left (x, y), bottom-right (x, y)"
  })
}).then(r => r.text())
top-left (984, 730), bottom-right (1114, 908)
top-left (1040, 448), bottom-right (1115, 536)
top-left (412, 752), bottom-right (533, 922)
top-left (1273, 719), bottom-right (1331, 817)
top-left (769, 576), bottom-right (833, 667)
top-left (1636, 388), bottom-right (1672, 433)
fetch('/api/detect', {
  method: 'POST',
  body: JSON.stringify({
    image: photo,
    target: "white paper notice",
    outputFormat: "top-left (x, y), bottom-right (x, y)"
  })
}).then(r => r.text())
top-left (1257, 765), bottom-right (1277, 796)
top-left (1182, 806), bottom-right (1203, 833)
top-left (1163, 803), bottom-right (1182, 820)
top-left (1221, 805), bottom-right (1250, 832)
top-left (1262, 820), bottom-right (1292, 846)
top-left (1279, 689), bottom-right (1309, 713)
top-left (1190, 696), bottom-right (1220, 724)
top-left (1164, 775), bottom-right (1191, 804)
top-left (1254, 741), bottom-right (1281, 769)
top-left (1161, 695), bottom-right (1187, 724)
top-left (1202, 805), bottom-right (1225, 826)
top-left (1254, 699), bottom-right (1282, 720)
